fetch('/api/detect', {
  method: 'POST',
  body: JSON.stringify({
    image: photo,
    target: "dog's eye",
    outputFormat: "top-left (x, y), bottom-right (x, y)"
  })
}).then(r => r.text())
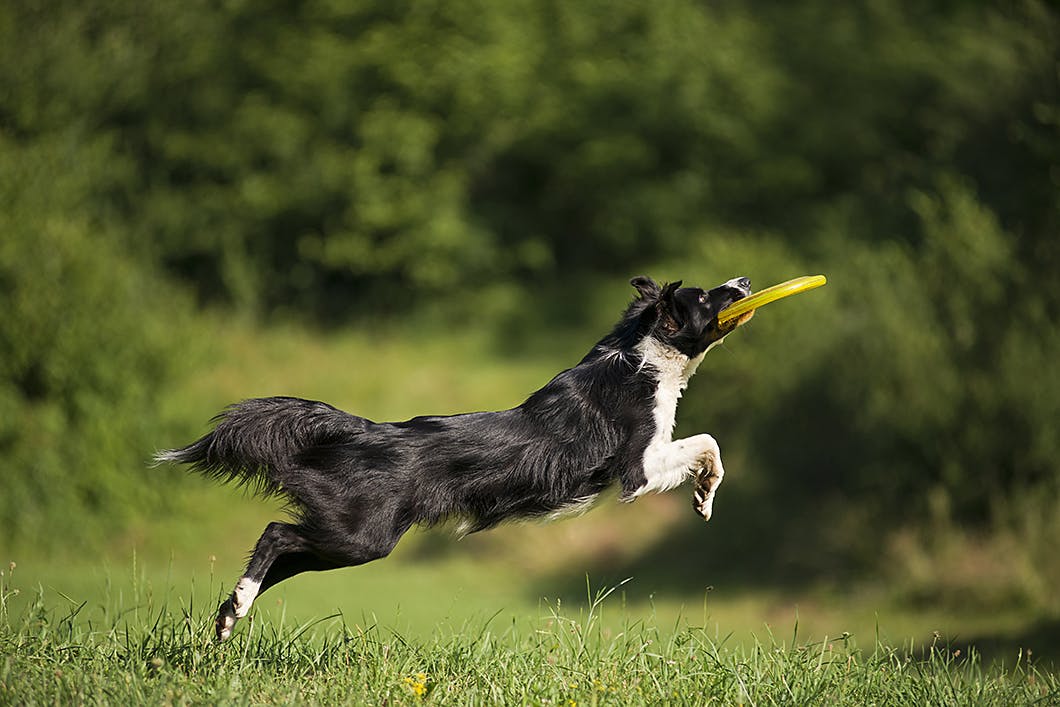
top-left (698, 294), bottom-right (707, 305)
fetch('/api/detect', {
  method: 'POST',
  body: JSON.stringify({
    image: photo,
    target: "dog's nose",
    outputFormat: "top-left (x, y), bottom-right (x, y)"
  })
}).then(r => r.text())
top-left (736, 277), bottom-right (751, 290)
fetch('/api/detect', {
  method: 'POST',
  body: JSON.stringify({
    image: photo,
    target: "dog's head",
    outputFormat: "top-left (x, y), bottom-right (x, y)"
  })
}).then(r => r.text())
top-left (627, 275), bottom-right (753, 357)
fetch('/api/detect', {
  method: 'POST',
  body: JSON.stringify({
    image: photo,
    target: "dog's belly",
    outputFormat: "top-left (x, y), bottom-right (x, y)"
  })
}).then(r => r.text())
top-left (545, 493), bottom-right (600, 521)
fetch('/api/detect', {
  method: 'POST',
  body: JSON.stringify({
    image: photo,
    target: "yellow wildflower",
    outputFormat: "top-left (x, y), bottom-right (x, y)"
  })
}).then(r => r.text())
top-left (403, 672), bottom-right (428, 698)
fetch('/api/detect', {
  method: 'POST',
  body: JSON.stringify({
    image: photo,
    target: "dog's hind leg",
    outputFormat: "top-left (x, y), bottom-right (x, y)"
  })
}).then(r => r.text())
top-left (217, 521), bottom-right (313, 641)
top-left (258, 552), bottom-right (339, 595)
top-left (216, 515), bottom-right (412, 641)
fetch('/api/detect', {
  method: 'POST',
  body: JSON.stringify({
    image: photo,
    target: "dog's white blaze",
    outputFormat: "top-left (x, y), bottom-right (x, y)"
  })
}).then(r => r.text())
top-left (634, 336), bottom-right (724, 497)
top-left (232, 577), bottom-right (261, 618)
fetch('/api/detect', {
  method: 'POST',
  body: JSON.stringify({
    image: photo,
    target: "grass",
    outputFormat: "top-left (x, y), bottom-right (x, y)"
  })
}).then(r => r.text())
top-left (3, 567), bottom-right (1056, 706)
top-left (7, 483), bottom-right (1052, 671)
top-left (4, 315), bottom-right (1060, 702)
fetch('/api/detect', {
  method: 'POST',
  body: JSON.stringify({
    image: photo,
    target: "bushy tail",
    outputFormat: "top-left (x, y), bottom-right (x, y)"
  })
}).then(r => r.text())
top-left (154, 397), bottom-right (366, 496)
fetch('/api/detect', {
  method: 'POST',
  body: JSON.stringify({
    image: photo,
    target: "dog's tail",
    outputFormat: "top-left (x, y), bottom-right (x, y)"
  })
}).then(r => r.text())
top-left (154, 396), bottom-right (367, 496)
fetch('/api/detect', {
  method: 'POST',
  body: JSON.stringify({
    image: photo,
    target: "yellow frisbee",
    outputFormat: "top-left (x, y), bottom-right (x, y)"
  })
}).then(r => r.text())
top-left (717, 275), bottom-right (827, 326)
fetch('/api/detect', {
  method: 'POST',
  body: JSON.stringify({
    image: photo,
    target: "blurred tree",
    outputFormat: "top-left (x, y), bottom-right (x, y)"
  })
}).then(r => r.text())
top-left (0, 0), bottom-right (1057, 543)
top-left (0, 135), bottom-right (195, 548)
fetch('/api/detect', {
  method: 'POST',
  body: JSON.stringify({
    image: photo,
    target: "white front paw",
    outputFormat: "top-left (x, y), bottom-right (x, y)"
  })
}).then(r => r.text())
top-left (692, 457), bottom-right (724, 522)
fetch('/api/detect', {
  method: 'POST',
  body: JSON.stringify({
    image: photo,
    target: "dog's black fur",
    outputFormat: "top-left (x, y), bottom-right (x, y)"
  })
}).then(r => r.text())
top-left (157, 274), bottom-right (752, 640)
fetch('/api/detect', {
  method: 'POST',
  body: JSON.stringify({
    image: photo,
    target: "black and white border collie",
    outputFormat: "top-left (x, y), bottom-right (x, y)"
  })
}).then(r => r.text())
top-left (157, 275), bottom-right (753, 641)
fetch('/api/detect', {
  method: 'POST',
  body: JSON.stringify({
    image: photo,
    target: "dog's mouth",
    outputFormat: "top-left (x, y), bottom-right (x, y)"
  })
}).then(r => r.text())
top-left (713, 306), bottom-right (754, 335)
top-left (714, 279), bottom-right (755, 333)
top-left (729, 308), bottom-right (756, 327)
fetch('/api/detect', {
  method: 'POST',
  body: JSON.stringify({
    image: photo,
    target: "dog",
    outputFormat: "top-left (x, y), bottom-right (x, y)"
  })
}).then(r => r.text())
top-left (156, 275), bottom-right (753, 641)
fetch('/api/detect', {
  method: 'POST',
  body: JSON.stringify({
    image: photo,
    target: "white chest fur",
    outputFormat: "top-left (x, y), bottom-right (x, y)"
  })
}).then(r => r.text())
top-left (633, 336), bottom-right (722, 496)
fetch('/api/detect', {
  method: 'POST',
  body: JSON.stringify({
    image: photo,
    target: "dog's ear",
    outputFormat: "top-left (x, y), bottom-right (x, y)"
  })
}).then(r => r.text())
top-left (630, 276), bottom-right (660, 300)
top-left (661, 281), bottom-right (683, 302)
top-left (660, 281), bottom-right (684, 330)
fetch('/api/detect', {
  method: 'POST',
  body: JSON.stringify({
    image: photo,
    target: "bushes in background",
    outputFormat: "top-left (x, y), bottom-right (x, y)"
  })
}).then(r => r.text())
top-left (0, 0), bottom-right (1057, 547)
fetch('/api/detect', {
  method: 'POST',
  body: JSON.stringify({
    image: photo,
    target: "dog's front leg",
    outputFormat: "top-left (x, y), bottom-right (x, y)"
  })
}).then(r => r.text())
top-left (639, 433), bottom-right (725, 521)
top-left (687, 434), bottom-right (725, 522)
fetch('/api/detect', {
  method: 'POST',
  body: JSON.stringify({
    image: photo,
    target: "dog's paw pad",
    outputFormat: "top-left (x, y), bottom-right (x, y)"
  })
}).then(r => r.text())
top-left (692, 459), bottom-right (724, 522)
top-left (692, 473), bottom-right (721, 522)
top-left (216, 599), bottom-right (237, 642)
top-left (692, 487), bottom-right (715, 522)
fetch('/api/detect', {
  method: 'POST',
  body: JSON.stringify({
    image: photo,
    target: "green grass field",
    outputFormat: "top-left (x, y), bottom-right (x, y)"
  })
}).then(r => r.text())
top-left (2, 565), bottom-right (1056, 705)
top-left (3, 317), bottom-right (1059, 703)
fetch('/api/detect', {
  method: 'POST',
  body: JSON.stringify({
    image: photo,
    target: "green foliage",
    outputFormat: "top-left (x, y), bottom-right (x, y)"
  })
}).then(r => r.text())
top-left (751, 178), bottom-right (1059, 521)
top-left (0, 135), bottom-right (195, 548)
top-left (0, 0), bottom-right (1058, 546)
top-left (6, 1), bottom-right (1053, 311)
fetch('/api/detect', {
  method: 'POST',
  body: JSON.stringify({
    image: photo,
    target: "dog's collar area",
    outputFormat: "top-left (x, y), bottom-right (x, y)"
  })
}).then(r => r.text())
top-left (635, 337), bottom-right (707, 385)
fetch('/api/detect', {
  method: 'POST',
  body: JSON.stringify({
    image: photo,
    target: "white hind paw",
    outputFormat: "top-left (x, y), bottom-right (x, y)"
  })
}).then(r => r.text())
top-left (232, 578), bottom-right (260, 619)
top-left (216, 598), bottom-right (237, 642)
top-left (216, 577), bottom-right (261, 641)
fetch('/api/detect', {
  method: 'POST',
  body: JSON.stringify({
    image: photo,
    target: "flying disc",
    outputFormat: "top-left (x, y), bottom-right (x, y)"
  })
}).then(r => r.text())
top-left (717, 275), bottom-right (827, 326)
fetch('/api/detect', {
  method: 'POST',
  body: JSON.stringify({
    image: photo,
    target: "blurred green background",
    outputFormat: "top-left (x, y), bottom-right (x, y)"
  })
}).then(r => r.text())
top-left (2, 0), bottom-right (1058, 661)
